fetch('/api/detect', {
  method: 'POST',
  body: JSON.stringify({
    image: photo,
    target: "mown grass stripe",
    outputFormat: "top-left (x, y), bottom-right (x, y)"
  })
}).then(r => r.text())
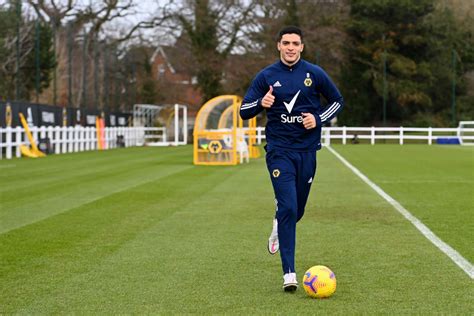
top-left (0, 147), bottom-right (192, 234)
top-left (0, 147), bottom-right (185, 193)
top-left (327, 145), bottom-right (474, 279)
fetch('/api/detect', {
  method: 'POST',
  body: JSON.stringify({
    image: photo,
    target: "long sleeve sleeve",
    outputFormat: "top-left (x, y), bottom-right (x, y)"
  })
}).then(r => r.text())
top-left (316, 70), bottom-right (344, 124)
top-left (240, 72), bottom-right (267, 120)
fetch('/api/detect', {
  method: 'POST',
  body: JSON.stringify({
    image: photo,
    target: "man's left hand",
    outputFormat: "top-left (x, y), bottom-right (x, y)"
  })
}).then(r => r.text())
top-left (302, 112), bottom-right (317, 129)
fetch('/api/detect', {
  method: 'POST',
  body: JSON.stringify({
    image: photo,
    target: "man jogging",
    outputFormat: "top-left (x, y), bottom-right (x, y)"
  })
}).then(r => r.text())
top-left (240, 26), bottom-right (344, 291)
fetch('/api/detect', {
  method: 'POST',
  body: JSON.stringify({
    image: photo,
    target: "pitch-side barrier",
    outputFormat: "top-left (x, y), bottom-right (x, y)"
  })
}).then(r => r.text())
top-left (253, 126), bottom-right (474, 146)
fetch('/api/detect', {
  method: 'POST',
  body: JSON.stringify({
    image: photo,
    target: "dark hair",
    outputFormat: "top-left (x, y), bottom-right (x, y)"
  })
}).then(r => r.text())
top-left (277, 26), bottom-right (304, 42)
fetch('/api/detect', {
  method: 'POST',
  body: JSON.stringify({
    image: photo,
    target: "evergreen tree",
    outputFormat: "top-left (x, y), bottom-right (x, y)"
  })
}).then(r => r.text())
top-left (0, 2), bottom-right (55, 101)
top-left (0, 3), bottom-right (18, 99)
top-left (179, 0), bottom-right (222, 102)
top-left (284, 0), bottom-right (300, 27)
top-left (341, 0), bottom-right (473, 126)
top-left (140, 55), bottom-right (158, 105)
top-left (423, 6), bottom-right (474, 125)
top-left (24, 22), bottom-right (56, 98)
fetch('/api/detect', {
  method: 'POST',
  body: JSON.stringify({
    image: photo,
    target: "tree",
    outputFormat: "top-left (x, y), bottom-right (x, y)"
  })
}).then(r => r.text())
top-left (0, 1), bottom-right (55, 101)
top-left (341, 0), bottom-right (474, 126)
top-left (26, 0), bottom-right (170, 109)
top-left (140, 54), bottom-right (158, 105)
top-left (225, 0), bottom-right (291, 97)
top-left (0, 2), bottom-right (20, 99)
top-left (231, 0), bottom-right (349, 93)
top-left (424, 4), bottom-right (474, 124)
top-left (284, 0), bottom-right (300, 27)
top-left (170, 0), bottom-right (256, 102)
top-left (24, 22), bottom-right (56, 99)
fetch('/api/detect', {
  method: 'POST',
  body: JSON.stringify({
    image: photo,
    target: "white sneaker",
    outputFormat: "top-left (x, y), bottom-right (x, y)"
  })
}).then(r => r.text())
top-left (268, 218), bottom-right (279, 254)
top-left (283, 272), bottom-right (298, 292)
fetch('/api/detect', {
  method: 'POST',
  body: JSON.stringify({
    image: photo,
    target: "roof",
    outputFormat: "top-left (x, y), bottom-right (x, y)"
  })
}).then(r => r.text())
top-left (150, 38), bottom-right (195, 75)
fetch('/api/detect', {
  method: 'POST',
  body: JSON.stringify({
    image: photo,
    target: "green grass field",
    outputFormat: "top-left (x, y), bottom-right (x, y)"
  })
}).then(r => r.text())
top-left (1, 145), bottom-right (473, 314)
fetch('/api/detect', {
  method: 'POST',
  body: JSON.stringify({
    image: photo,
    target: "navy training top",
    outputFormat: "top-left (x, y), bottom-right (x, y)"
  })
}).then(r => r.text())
top-left (240, 59), bottom-right (344, 152)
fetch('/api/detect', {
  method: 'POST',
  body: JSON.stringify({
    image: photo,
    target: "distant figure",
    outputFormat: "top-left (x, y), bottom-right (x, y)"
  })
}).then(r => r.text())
top-left (352, 134), bottom-right (359, 144)
top-left (240, 26), bottom-right (344, 292)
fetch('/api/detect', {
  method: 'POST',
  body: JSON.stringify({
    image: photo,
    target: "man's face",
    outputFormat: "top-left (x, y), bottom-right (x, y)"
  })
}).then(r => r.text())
top-left (277, 33), bottom-right (304, 66)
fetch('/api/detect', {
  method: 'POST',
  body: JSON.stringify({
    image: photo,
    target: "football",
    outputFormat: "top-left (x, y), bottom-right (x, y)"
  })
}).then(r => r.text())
top-left (302, 265), bottom-right (337, 298)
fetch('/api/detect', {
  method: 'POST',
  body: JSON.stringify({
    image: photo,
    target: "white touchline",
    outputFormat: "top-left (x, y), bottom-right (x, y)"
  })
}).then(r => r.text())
top-left (326, 146), bottom-right (474, 279)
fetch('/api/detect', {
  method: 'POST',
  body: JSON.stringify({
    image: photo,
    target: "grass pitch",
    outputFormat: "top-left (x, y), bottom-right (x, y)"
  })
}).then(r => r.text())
top-left (332, 144), bottom-right (474, 263)
top-left (0, 145), bottom-right (472, 314)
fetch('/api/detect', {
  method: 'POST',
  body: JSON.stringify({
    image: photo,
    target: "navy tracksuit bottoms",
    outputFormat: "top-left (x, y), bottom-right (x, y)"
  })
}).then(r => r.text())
top-left (266, 148), bottom-right (317, 274)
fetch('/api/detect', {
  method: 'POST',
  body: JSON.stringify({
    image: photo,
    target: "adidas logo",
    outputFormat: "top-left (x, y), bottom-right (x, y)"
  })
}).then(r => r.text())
top-left (273, 81), bottom-right (282, 87)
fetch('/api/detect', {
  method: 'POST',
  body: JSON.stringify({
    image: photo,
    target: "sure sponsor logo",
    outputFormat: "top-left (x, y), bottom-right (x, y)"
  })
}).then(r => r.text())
top-left (281, 114), bottom-right (303, 123)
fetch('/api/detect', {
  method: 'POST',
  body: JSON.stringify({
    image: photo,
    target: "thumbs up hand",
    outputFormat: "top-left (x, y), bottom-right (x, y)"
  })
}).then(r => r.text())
top-left (261, 85), bottom-right (275, 108)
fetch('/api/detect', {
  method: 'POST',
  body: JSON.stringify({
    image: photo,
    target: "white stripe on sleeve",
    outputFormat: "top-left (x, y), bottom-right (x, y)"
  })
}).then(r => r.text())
top-left (320, 102), bottom-right (340, 122)
top-left (241, 100), bottom-right (259, 110)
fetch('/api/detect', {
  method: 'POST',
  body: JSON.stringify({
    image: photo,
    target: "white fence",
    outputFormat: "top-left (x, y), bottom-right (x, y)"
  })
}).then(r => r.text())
top-left (0, 126), bottom-right (147, 160)
top-left (2, 125), bottom-right (473, 160)
top-left (255, 126), bottom-right (474, 145)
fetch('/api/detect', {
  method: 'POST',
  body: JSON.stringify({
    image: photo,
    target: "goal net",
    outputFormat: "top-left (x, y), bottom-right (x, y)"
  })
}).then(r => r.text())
top-left (458, 121), bottom-right (474, 146)
top-left (133, 104), bottom-right (187, 146)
